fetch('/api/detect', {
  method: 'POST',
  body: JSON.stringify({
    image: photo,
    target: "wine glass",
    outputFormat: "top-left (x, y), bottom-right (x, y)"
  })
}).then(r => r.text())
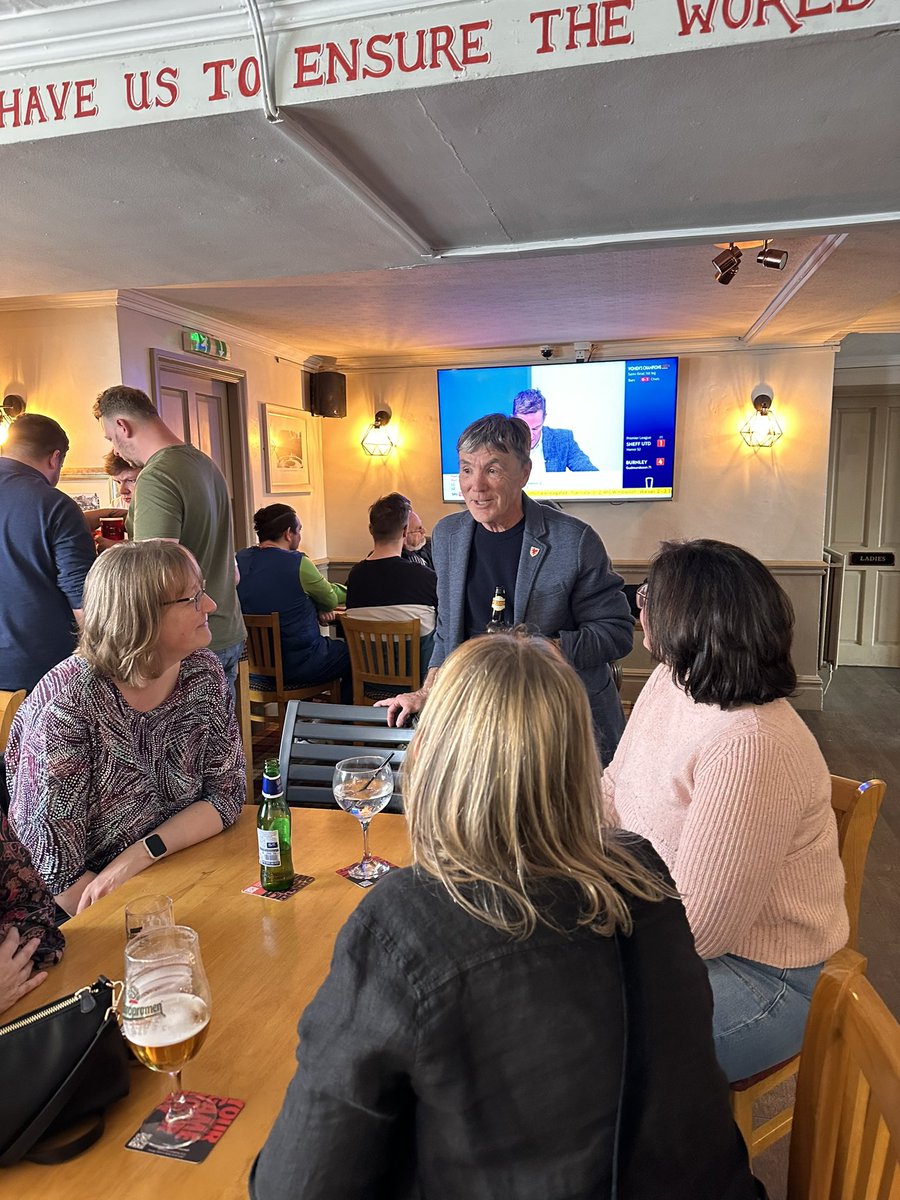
top-left (332, 755), bottom-right (394, 882)
top-left (122, 925), bottom-right (211, 1144)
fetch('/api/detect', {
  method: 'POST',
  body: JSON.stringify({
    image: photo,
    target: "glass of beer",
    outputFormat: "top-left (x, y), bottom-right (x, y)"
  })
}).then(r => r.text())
top-left (99, 515), bottom-right (126, 541)
top-left (332, 756), bottom-right (394, 882)
top-left (123, 925), bottom-right (211, 1142)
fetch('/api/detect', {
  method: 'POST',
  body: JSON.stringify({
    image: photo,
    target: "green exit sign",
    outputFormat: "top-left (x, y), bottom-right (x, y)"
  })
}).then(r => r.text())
top-left (182, 329), bottom-right (229, 360)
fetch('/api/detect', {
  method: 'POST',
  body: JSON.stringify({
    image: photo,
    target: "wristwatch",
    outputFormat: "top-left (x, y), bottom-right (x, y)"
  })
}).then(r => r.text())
top-left (142, 833), bottom-right (168, 860)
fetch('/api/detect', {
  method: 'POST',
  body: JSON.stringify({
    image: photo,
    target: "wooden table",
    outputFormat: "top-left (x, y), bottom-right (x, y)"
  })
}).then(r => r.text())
top-left (4, 807), bottom-right (410, 1198)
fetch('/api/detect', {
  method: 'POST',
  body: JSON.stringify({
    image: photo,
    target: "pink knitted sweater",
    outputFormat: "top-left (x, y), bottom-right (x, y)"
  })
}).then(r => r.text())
top-left (602, 665), bottom-right (848, 967)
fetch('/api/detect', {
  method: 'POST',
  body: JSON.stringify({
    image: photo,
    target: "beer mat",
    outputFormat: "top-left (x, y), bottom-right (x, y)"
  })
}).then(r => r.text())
top-left (336, 857), bottom-right (400, 888)
top-left (126, 1092), bottom-right (245, 1162)
top-left (242, 873), bottom-right (315, 900)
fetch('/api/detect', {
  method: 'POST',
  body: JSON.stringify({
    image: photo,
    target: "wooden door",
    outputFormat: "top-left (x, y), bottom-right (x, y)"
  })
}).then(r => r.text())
top-left (158, 370), bottom-right (233, 493)
top-left (150, 350), bottom-right (253, 551)
top-left (826, 387), bottom-right (900, 667)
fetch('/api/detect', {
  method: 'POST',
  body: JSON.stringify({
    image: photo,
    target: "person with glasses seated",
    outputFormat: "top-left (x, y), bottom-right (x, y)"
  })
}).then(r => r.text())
top-left (603, 541), bottom-right (847, 1084)
top-left (6, 540), bottom-right (244, 916)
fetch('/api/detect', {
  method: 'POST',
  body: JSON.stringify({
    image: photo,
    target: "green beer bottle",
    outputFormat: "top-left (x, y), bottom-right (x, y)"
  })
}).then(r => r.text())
top-left (257, 758), bottom-right (294, 892)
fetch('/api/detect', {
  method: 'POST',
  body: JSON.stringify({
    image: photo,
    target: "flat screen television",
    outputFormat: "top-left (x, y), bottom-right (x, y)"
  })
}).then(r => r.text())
top-left (437, 357), bottom-right (678, 503)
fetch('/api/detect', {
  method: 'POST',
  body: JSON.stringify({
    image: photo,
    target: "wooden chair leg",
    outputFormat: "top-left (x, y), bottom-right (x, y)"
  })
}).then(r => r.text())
top-left (730, 1090), bottom-right (754, 1154)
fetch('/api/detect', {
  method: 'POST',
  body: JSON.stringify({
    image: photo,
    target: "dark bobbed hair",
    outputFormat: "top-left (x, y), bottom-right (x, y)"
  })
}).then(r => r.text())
top-left (93, 385), bottom-right (157, 422)
top-left (457, 413), bottom-right (531, 469)
top-left (645, 538), bottom-right (796, 709)
top-left (369, 492), bottom-right (410, 541)
top-left (512, 388), bottom-right (547, 416)
top-left (5, 413), bottom-right (69, 459)
top-left (254, 503), bottom-right (298, 543)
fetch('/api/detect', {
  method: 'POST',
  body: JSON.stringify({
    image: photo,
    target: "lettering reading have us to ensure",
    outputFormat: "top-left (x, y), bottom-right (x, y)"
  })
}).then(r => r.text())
top-left (0, 0), bottom-right (879, 129)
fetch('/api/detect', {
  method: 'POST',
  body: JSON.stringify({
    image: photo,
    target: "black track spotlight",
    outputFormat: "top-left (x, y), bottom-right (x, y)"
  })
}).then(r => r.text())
top-left (713, 243), bottom-right (742, 284)
top-left (757, 241), bottom-right (788, 270)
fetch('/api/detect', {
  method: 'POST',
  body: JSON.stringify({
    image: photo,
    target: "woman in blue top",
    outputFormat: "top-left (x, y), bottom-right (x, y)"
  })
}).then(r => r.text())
top-left (236, 504), bottom-right (350, 696)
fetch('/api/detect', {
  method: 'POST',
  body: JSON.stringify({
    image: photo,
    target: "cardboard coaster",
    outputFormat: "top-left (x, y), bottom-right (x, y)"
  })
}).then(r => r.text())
top-left (336, 857), bottom-right (400, 889)
top-left (125, 1092), bottom-right (244, 1162)
top-left (242, 873), bottom-right (315, 900)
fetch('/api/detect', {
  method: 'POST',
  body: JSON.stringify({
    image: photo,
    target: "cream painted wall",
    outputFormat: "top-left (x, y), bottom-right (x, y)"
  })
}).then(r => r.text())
top-left (115, 306), bottom-right (330, 560)
top-left (0, 305), bottom-right (121, 468)
top-left (322, 347), bottom-right (837, 565)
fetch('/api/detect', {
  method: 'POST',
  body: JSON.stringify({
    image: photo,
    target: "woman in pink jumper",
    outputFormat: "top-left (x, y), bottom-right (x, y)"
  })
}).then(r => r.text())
top-left (602, 539), bottom-right (848, 1082)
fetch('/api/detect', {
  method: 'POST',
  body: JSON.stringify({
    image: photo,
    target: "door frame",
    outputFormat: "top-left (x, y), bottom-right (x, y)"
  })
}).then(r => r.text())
top-left (149, 348), bottom-right (253, 549)
top-left (826, 382), bottom-right (900, 668)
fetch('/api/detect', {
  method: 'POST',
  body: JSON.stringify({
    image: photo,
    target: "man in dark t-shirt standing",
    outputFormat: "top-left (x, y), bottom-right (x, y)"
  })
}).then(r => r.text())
top-left (378, 415), bottom-right (633, 764)
top-left (346, 493), bottom-right (437, 680)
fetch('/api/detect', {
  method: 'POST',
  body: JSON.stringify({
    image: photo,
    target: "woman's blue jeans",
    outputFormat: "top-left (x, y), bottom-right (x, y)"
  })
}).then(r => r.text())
top-left (706, 953), bottom-right (824, 1083)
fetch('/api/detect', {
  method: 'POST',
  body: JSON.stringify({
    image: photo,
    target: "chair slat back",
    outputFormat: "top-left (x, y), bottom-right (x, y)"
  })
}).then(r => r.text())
top-left (279, 699), bottom-right (414, 813)
top-left (244, 613), bottom-right (283, 690)
top-left (788, 948), bottom-right (900, 1200)
top-left (340, 614), bottom-right (421, 706)
top-left (0, 689), bottom-right (25, 755)
top-left (831, 775), bottom-right (887, 951)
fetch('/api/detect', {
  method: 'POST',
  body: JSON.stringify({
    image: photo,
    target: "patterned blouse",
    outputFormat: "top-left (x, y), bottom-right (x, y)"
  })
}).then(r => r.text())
top-left (6, 651), bottom-right (244, 895)
top-left (0, 810), bottom-right (65, 966)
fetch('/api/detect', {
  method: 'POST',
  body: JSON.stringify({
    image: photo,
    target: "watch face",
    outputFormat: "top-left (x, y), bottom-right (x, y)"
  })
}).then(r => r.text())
top-left (145, 834), bottom-right (167, 859)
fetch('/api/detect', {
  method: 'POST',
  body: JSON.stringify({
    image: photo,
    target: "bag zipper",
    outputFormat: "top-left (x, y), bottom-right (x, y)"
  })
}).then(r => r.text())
top-left (0, 976), bottom-right (121, 1037)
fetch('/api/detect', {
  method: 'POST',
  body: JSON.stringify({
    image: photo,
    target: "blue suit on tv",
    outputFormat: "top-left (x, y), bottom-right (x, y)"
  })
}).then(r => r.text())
top-left (540, 427), bottom-right (597, 472)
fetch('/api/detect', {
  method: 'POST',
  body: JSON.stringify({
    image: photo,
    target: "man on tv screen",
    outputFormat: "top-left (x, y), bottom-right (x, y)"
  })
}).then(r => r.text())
top-left (512, 389), bottom-right (597, 472)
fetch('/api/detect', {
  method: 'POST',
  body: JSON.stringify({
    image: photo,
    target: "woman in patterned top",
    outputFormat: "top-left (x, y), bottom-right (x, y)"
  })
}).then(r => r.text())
top-left (0, 805), bottom-right (64, 1014)
top-left (7, 541), bottom-right (245, 916)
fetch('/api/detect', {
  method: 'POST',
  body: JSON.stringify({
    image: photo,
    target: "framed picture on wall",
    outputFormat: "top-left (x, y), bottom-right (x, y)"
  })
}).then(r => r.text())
top-left (58, 468), bottom-right (116, 510)
top-left (262, 404), bottom-right (312, 494)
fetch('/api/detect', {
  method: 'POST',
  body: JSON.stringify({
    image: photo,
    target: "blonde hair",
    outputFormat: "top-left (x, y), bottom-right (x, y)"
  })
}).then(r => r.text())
top-left (404, 634), bottom-right (669, 938)
top-left (79, 541), bottom-right (201, 686)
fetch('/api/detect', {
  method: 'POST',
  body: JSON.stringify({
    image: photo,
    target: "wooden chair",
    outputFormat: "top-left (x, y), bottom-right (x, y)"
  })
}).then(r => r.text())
top-left (243, 613), bottom-right (340, 739)
top-left (786, 947), bottom-right (900, 1199)
top-left (339, 614), bottom-right (421, 707)
top-left (0, 689), bottom-right (25, 754)
top-left (729, 774), bottom-right (887, 1156)
top-left (279, 700), bottom-right (414, 814)
top-left (235, 659), bottom-right (254, 802)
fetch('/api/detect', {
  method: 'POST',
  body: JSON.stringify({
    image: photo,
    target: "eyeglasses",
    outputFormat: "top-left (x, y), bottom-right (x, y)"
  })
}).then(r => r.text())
top-left (636, 582), bottom-right (648, 610)
top-left (162, 583), bottom-right (208, 612)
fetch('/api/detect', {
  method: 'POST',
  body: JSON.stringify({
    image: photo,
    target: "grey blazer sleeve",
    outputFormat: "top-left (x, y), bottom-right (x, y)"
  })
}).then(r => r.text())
top-left (557, 523), bottom-right (634, 668)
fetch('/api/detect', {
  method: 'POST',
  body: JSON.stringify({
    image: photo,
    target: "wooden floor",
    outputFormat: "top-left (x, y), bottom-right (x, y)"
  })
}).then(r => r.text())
top-left (753, 665), bottom-right (899, 1200)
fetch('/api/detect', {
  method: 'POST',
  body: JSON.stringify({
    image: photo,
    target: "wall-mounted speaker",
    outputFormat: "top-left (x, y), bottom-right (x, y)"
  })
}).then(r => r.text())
top-left (310, 371), bottom-right (347, 418)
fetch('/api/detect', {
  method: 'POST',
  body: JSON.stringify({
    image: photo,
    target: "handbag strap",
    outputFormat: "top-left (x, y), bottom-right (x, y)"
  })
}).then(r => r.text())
top-left (0, 1009), bottom-right (117, 1167)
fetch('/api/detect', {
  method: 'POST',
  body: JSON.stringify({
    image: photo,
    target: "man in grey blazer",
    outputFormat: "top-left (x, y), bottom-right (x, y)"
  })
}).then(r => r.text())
top-left (378, 414), bottom-right (633, 763)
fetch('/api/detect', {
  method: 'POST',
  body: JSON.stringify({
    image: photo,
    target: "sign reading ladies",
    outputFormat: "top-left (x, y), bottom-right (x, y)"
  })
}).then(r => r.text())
top-left (0, 0), bottom-right (890, 143)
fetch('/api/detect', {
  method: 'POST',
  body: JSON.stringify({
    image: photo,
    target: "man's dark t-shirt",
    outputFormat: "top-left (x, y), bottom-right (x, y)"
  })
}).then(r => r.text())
top-left (346, 557), bottom-right (437, 610)
top-left (464, 519), bottom-right (525, 639)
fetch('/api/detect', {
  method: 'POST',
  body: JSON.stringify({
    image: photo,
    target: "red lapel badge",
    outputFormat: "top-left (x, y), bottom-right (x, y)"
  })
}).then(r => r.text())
top-left (529, 546), bottom-right (541, 558)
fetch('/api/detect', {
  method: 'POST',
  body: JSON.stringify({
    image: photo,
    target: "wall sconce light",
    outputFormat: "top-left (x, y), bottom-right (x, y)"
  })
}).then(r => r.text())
top-left (361, 409), bottom-right (395, 457)
top-left (740, 392), bottom-right (783, 449)
top-left (0, 393), bottom-right (26, 446)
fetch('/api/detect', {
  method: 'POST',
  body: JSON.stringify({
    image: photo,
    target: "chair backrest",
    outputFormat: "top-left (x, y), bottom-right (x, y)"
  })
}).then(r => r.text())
top-left (279, 700), bottom-right (414, 813)
top-left (830, 774), bottom-right (886, 951)
top-left (0, 689), bottom-right (26, 755)
top-left (235, 659), bottom-right (254, 802)
top-left (787, 947), bottom-right (900, 1200)
top-left (340, 614), bottom-right (421, 706)
top-left (244, 613), bottom-right (284, 692)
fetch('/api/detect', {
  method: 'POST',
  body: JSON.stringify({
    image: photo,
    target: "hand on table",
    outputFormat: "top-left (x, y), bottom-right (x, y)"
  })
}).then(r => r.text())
top-left (0, 927), bottom-right (48, 1015)
top-left (76, 846), bottom-right (145, 913)
top-left (317, 609), bottom-right (340, 626)
top-left (375, 689), bottom-right (425, 727)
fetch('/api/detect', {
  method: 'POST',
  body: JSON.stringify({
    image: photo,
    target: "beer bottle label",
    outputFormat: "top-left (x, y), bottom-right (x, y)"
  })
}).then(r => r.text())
top-left (491, 595), bottom-right (506, 613)
top-left (257, 828), bottom-right (281, 867)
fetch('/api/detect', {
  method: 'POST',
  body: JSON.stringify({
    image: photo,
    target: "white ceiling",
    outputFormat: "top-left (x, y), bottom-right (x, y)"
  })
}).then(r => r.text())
top-left (1, 8), bottom-right (899, 365)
